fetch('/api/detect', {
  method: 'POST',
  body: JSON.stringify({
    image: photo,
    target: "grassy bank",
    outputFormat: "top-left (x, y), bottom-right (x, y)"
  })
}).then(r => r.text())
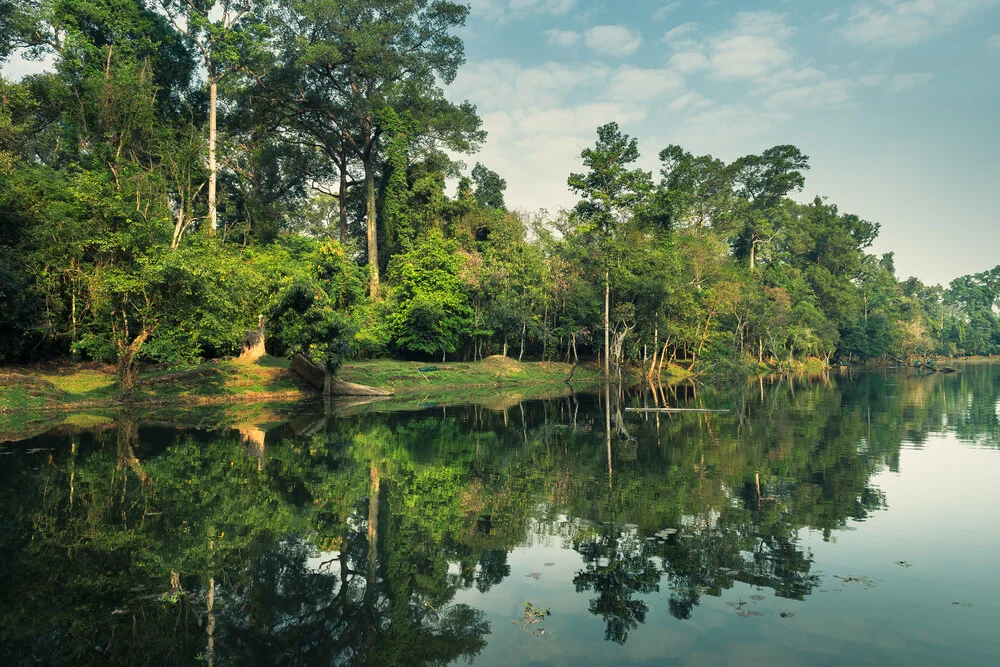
top-left (0, 355), bottom-right (603, 441)
top-left (1, 355), bottom-right (600, 414)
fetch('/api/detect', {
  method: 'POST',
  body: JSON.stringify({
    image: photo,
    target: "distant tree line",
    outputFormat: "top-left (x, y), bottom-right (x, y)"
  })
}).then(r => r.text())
top-left (1, 0), bottom-right (997, 386)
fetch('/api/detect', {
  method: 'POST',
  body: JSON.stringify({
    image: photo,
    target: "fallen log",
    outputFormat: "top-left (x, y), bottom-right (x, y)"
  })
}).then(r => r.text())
top-left (290, 354), bottom-right (394, 396)
top-left (625, 408), bottom-right (730, 414)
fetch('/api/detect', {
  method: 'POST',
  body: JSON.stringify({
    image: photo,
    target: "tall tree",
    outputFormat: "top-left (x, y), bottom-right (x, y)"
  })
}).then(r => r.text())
top-left (284, 0), bottom-right (482, 298)
top-left (568, 122), bottom-right (652, 377)
top-left (160, 0), bottom-right (270, 233)
top-left (729, 145), bottom-right (809, 270)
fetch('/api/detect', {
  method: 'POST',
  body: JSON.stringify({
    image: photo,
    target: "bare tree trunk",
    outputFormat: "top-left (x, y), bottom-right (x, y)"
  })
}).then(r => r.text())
top-left (519, 321), bottom-right (526, 362)
top-left (365, 162), bottom-right (380, 298)
top-left (208, 79), bottom-right (218, 233)
top-left (604, 269), bottom-right (610, 379)
top-left (339, 164), bottom-right (349, 244)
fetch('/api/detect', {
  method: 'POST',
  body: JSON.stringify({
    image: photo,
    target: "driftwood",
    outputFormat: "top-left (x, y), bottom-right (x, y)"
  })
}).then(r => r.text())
top-left (290, 354), bottom-right (394, 396)
top-left (625, 408), bottom-right (730, 414)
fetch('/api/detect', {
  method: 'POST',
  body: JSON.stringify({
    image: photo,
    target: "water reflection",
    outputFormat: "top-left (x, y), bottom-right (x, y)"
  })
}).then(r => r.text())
top-left (0, 362), bottom-right (997, 663)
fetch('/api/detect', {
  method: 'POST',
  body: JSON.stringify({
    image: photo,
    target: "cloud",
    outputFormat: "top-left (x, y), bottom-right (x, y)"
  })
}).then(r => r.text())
top-left (682, 104), bottom-right (789, 139)
top-left (840, 0), bottom-right (999, 47)
top-left (859, 73), bottom-right (888, 86)
top-left (662, 22), bottom-right (699, 44)
top-left (668, 91), bottom-right (712, 112)
top-left (608, 66), bottom-right (685, 101)
top-left (653, 2), bottom-right (682, 22)
top-left (545, 28), bottom-right (581, 48)
top-left (885, 71), bottom-right (936, 92)
top-left (449, 60), bottom-right (610, 110)
top-left (763, 78), bottom-right (855, 109)
top-left (670, 12), bottom-right (797, 82)
top-left (990, 33), bottom-right (1000, 48)
top-left (584, 25), bottom-right (643, 56)
top-left (710, 34), bottom-right (794, 80)
top-left (668, 51), bottom-right (710, 74)
top-left (469, 0), bottom-right (576, 22)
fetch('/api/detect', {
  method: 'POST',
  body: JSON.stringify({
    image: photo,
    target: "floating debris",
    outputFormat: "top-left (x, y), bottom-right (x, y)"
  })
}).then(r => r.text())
top-left (749, 594), bottom-right (765, 601)
top-left (894, 561), bottom-right (912, 568)
top-left (951, 601), bottom-right (975, 607)
top-left (525, 572), bottom-right (541, 580)
top-left (834, 575), bottom-right (877, 589)
top-left (779, 612), bottom-right (795, 618)
top-left (747, 611), bottom-right (764, 617)
top-left (543, 562), bottom-right (555, 567)
top-left (736, 611), bottom-right (752, 618)
top-left (515, 601), bottom-right (551, 637)
top-left (727, 599), bottom-right (747, 610)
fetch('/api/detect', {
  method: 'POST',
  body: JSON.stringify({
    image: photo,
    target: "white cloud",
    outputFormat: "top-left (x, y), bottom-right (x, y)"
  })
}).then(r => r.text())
top-left (763, 79), bottom-right (855, 109)
top-left (822, 12), bottom-right (840, 22)
top-left (607, 66), bottom-right (684, 101)
top-left (710, 34), bottom-right (794, 80)
top-left (859, 73), bottom-right (888, 86)
top-left (671, 12), bottom-right (797, 82)
top-left (885, 71), bottom-right (936, 92)
top-left (449, 60), bottom-right (610, 110)
top-left (682, 104), bottom-right (789, 139)
top-left (989, 33), bottom-right (1000, 48)
top-left (653, 2), bottom-right (682, 22)
top-left (469, 0), bottom-right (577, 22)
top-left (584, 25), bottom-right (643, 56)
top-left (545, 28), bottom-right (581, 48)
top-left (662, 22), bottom-right (699, 44)
top-left (668, 91), bottom-right (712, 112)
top-left (841, 0), bottom-right (999, 47)
top-left (668, 51), bottom-right (710, 74)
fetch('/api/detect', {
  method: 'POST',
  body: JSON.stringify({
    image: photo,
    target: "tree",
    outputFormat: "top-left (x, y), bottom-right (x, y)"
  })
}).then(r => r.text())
top-left (279, 0), bottom-right (482, 298)
top-left (568, 122), bottom-right (652, 377)
top-left (387, 230), bottom-right (471, 360)
top-left (729, 145), bottom-right (809, 270)
top-left (471, 162), bottom-right (506, 210)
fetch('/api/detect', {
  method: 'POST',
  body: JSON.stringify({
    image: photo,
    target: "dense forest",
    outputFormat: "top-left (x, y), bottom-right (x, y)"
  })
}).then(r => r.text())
top-left (2, 0), bottom-right (998, 389)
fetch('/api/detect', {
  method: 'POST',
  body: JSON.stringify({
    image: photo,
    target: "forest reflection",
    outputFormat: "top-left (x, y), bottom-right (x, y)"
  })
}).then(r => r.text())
top-left (1, 363), bottom-right (997, 664)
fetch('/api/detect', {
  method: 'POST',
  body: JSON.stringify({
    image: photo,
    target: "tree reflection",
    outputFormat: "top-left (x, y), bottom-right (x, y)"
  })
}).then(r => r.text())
top-left (1, 363), bottom-right (998, 658)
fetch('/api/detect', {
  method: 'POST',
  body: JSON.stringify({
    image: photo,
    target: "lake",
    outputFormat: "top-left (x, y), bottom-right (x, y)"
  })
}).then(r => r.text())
top-left (1, 363), bottom-right (999, 665)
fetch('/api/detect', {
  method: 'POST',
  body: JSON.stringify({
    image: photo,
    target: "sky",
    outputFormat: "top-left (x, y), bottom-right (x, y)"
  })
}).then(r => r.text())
top-left (446, 0), bottom-right (1000, 286)
top-left (3, 1), bottom-right (997, 286)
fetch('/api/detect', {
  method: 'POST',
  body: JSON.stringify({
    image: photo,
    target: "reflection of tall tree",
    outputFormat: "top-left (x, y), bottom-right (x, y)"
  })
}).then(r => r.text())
top-left (572, 529), bottom-right (660, 644)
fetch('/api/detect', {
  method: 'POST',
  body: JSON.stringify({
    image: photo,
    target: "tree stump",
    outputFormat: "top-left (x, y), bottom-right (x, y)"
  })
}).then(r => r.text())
top-left (238, 314), bottom-right (266, 362)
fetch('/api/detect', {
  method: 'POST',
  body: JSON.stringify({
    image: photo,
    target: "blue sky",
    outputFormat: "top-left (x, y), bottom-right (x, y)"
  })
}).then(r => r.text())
top-left (448, 0), bottom-right (1000, 286)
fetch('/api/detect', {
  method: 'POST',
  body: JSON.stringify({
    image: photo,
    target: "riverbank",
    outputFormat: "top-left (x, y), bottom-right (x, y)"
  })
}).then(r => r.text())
top-left (0, 355), bottom-right (605, 432)
top-left (0, 355), bottom-right (608, 441)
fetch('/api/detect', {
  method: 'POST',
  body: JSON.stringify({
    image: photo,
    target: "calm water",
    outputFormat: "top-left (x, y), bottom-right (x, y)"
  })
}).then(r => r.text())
top-left (2, 364), bottom-right (999, 665)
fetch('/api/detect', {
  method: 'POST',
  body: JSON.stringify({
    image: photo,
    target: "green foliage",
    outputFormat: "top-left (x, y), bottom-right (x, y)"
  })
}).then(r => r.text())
top-left (387, 231), bottom-right (471, 358)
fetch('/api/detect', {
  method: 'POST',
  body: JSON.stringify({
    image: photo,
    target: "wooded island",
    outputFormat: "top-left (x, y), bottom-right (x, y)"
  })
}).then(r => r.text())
top-left (2, 0), bottom-right (998, 401)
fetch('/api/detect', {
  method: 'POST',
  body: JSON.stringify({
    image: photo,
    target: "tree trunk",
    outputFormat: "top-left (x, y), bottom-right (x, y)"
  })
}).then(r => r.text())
top-left (365, 161), bottom-right (380, 298)
top-left (519, 321), bottom-right (526, 362)
top-left (339, 164), bottom-right (349, 244)
top-left (604, 269), bottom-right (610, 379)
top-left (116, 328), bottom-right (151, 401)
top-left (208, 79), bottom-right (218, 234)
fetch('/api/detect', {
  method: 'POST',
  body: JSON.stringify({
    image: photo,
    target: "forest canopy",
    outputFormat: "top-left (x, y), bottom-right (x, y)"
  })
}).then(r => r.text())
top-left (1, 0), bottom-right (997, 387)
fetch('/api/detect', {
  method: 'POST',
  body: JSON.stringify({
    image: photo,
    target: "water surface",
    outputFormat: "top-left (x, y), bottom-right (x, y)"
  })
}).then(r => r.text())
top-left (2, 363), bottom-right (999, 665)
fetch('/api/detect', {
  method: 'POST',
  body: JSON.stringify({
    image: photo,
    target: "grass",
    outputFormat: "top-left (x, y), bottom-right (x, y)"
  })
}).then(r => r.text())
top-left (0, 354), bottom-right (604, 440)
top-left (337, 356), bottom-right (602, 394)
